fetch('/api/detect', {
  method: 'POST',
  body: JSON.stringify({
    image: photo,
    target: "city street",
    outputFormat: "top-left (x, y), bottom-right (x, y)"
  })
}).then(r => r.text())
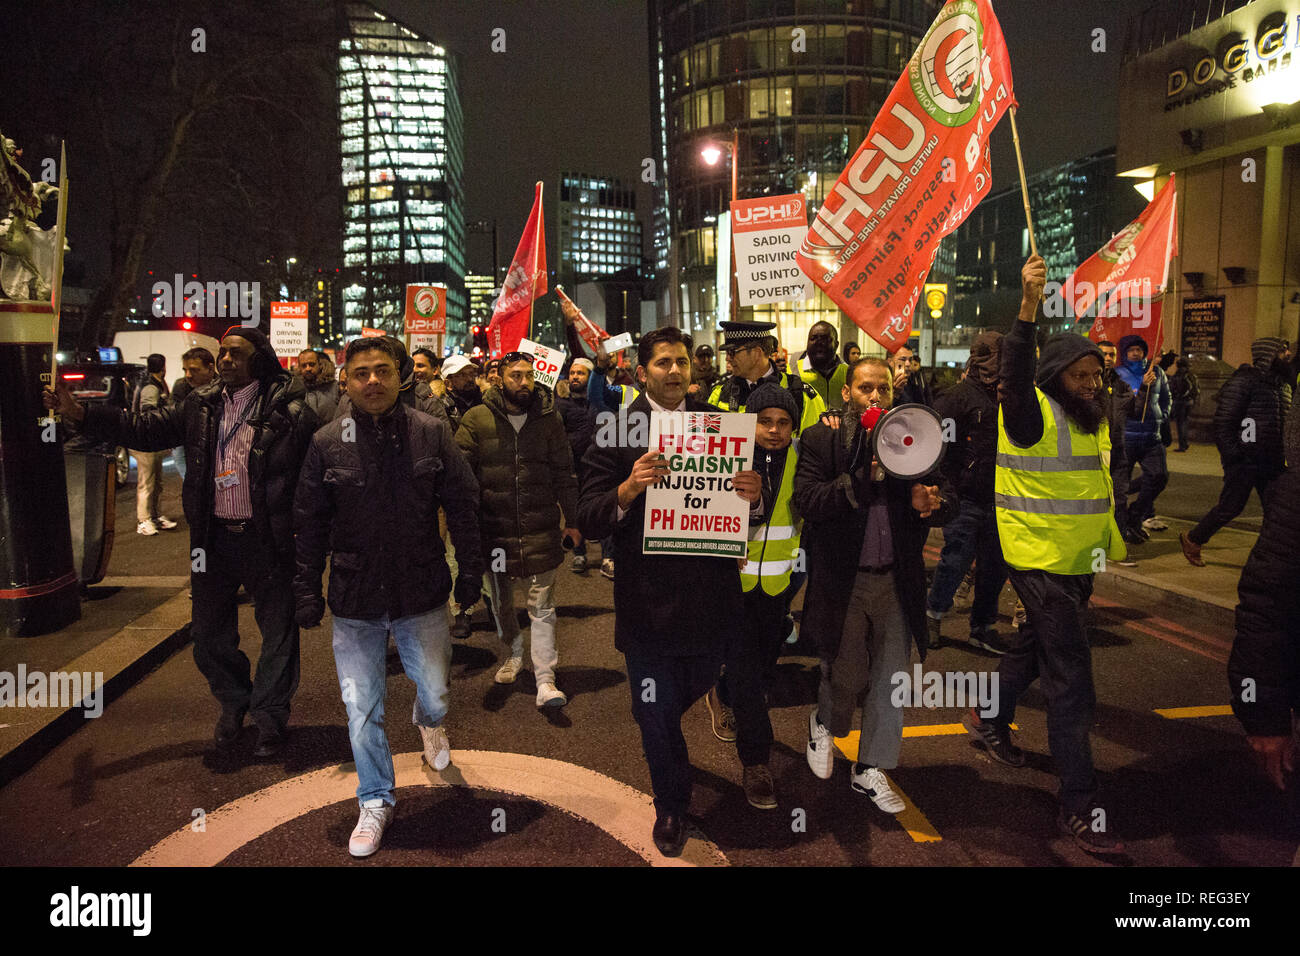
top-left (0, 455), bottom-right (1293, 869)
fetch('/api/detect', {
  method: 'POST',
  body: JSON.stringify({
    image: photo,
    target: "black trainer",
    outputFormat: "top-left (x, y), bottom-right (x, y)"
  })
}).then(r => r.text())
top-left (1058, 807), bottom-right (1125, 856)
top-left (963, 708), bottom-right (1026, 767)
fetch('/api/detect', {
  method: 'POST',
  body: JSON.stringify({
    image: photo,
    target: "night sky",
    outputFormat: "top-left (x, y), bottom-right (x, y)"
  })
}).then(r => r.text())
top-left (378, 0), bottom-right (1129, 271)
top-left (5, 0), bottom-right (1132, 287)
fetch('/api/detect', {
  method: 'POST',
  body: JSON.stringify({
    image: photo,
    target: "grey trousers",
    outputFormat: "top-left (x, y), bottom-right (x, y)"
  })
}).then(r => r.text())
top-left (816, 569), bottom-right (911, 770)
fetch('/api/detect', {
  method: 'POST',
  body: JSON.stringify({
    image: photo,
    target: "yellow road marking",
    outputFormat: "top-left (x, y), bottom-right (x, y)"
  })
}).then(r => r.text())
top-left (1154, 704), bottom-right (1233, 719)
top-left (832, 730), bottom-right (941, 843)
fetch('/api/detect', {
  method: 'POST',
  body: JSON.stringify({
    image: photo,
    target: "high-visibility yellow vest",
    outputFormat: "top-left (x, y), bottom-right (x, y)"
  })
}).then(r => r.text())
top-left (709, 372), bottom-right (826, 434)
top-left (739, 443), bottom-right (801, 595)
top-left (799, 357), bottom-right (848, 408)
top-left (995, 387), bottom-right (1126, 575)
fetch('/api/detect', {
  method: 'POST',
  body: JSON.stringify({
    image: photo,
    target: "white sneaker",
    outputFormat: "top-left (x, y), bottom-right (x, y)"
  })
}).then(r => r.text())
top-left (806, 708), bottom-right (834, 780)
top-left (536, 682), bottom-right (568, 708)
top-left (600, 559), bottom-right (615, 580)
top-left (1141, 517), bottom-right (1168, 531)
top-left (348, 803), bottom-right (394, 857)
top-left (155, 515), bottom-right (178, 530)
top-left (495, 655), bottom-right (525, 684)
top-left (136, 519), bottom-right (159, 536)
top-left (419, 724), bottom-right (450, 771)
top-left (850, 764), bottom-right (905, 813)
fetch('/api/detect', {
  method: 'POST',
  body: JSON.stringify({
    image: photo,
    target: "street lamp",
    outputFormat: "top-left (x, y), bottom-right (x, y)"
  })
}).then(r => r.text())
top-left (700, 128), bottom-right (741, 322)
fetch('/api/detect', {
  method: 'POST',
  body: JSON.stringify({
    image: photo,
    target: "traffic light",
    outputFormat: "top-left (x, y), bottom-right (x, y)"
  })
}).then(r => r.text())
top-left (180, 319), bottom-right (194, 331)
top-left (471, 324), bottom-right (489, 355)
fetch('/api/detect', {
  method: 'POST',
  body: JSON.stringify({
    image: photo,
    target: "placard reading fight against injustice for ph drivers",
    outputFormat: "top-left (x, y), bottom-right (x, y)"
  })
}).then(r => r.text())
top-left (643, 411), bottom-right (755, 557)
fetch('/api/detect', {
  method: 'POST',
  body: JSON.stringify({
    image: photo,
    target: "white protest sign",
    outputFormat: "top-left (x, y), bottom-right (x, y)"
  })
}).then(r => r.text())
top-left (519, 337), bottom-right (567, 390)
top-left (269, 302), bottom-right (309, 358)
top-left (604, 331), bottom-right (634, 354)
top-left (643, 410), bottom-right (755, 557)
top-left (731, 194), bottom-right (814, 306)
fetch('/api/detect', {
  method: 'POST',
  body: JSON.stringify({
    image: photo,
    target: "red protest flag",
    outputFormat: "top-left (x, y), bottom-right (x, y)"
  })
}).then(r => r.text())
top-left (796, 0), bottom-right (1015, 353)
top-left (555, 284), bottom-right (609, 355)
top-left (1071, 175), bottom-right (1179, 357)
top-left (488, 182), bottom-right (548, 357)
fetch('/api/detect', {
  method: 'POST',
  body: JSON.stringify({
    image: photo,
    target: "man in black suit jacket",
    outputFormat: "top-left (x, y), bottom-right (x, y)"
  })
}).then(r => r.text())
top-left (577, 326), bottom-right (758, 857)
top-left (793, 357), bottom-right (955, 812)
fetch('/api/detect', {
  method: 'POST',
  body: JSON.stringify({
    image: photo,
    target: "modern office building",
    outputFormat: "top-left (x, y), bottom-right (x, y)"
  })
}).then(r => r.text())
top-left (336, 2), bottom-right (467, 342)
top-left (311, 269), bottom-right (344, 349)
top-left (1117, 0), bottom-right (1300, 365)
top-left (464, 272), bottom-right (497, 330)
top-left (649, 0), bottom-right (944, 351)
top-left (554, 173), bottom-right (645, 288)
top-left (946, 148), bottom-right (1148, 359)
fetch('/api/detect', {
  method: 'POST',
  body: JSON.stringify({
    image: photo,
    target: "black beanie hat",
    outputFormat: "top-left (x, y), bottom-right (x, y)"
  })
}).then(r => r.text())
top-left (746, 381), bottom-right (799, 423)
top-left (221, 325), bottom-right (286, 382)
top-left (1036, 333), bottom-right (1104, 388)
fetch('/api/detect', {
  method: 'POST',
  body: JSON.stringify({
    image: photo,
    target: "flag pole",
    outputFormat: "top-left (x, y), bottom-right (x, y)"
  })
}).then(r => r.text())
top-left (1008, 108), bottom-right (1038, 259)
top-left (49, 141), bottom-right (69, 388)
top-left (528, 181), bottom-right (542, 341)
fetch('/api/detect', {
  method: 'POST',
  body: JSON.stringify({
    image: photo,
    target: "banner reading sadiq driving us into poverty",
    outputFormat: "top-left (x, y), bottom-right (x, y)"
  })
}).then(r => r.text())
top-left (643, 411), bottom-right (756, 557)
top-left (796, 0), bottom-right (1015, 352)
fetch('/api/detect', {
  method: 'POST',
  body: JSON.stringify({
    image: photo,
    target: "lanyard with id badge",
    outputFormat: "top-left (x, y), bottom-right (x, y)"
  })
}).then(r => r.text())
top-left (216, 401), bottom-right (256, 491)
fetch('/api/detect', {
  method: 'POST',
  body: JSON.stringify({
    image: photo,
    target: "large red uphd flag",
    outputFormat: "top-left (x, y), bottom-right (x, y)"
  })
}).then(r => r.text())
top-left (796, 0), bottom-right (1015, 352)
top-left (488, 182), bottom-right (548, 357)
top-left (1072, 175), bottom-right (1178, 356)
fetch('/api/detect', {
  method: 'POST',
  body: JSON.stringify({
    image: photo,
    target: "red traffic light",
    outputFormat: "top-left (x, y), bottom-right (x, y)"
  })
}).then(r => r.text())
top-left (181, 320), bottom-right (194, 331)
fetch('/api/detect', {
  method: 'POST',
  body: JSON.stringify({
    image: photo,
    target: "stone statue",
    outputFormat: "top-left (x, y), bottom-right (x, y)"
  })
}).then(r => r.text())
top-left (0, 131), bottom-right (62, 301)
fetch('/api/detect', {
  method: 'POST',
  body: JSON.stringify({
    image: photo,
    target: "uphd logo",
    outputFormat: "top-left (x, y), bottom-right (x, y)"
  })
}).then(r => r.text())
top-left (890, 664), bottom-right (998, 718)
top-left (0, 666), bottom-right (103, 718)
top-left (152, 273), bottom-right (260, 326)
top-left (50, 886), bottom-right (151, 936)
top-left (734, 197), bottom-right (803, 226)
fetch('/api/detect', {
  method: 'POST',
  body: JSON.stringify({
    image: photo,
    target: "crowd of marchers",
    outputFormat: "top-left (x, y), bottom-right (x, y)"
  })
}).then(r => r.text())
top-left (41, 254), bottom-right (1298, 861)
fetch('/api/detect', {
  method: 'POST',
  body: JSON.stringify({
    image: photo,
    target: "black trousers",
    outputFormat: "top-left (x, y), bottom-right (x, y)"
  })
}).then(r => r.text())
top-left (717, 588), bottom-right (788, 767)
top-left (1189, 463), bottom-right (1274, 546)
top-left (1110, 457), bottom-right (1130, 536)
top-left (1171, 402), bottom-right (1192, 450)
top-left (990, 568), bottom-right (1098, 816)
top-left (624, 645), bottom-right (724, 815)
top-left (190, 524), bottom-right (301, 734)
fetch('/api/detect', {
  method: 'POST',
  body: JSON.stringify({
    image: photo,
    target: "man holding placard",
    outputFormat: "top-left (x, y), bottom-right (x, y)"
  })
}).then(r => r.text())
top-left (577, 327), bottom-right (759, 856)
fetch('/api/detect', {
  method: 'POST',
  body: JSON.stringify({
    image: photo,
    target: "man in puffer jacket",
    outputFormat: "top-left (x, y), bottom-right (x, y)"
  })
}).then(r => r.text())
top-left (1181, 337), bottom-right (1293, 565)
top-left (1114, 334), bottom-right (1172, 533)
top-left (456, 351), bottom-right (582, 707)
top-left (1228, 424), bottom-right (1299, 791)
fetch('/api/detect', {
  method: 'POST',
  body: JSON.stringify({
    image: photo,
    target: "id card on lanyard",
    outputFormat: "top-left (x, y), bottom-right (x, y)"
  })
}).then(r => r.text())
top-left (216, 401), bottom-right (255, 490)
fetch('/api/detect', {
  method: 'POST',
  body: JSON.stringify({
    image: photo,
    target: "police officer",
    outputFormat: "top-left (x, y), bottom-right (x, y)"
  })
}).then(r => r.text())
top-left (711, 321), bottom-right (825, 436)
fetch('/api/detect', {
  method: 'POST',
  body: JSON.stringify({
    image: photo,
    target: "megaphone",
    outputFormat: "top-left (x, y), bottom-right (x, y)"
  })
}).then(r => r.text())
top-left (870, 403), bottom-right (946, 479)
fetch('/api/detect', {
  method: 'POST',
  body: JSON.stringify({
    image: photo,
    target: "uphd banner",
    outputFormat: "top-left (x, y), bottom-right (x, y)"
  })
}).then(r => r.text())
top-left (732, 194), bottom-right (814, 306)
top-left (643, 411), bottom-right (755, 557)
top-left (796, 0), bottom-right (1015, 352)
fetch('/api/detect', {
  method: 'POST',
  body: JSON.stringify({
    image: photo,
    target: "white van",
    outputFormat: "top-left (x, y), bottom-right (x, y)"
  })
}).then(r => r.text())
top-left (112, 330), bottom-right (221, 391)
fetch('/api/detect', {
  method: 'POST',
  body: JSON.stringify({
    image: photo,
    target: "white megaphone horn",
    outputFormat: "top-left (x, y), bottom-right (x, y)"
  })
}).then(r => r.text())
top-left (870, 403), bottom-right (946, 479)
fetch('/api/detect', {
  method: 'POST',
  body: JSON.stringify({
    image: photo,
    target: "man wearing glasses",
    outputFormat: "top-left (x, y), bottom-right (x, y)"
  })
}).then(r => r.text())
top-left (456, 351), bottom-right (581, 706)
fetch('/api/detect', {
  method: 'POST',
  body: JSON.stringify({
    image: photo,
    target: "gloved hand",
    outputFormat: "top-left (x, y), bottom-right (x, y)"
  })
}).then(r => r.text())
top-left (454, 574), bottom-right (481, 611)
top-left (295, 594), bottom-right (325, 629)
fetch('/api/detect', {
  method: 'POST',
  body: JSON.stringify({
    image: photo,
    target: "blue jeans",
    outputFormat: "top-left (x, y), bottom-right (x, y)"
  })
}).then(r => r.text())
top-left (332, 606), bottom-right (452, 807)
top-left (925, 499), bottom-right (1007, 631)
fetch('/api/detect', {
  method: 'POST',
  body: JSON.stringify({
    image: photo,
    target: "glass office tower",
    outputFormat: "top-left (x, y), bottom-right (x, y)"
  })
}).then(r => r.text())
top-left (649, 0), bottom-right (943, 351)
top-left (337, 2), bottom-right (466, 341)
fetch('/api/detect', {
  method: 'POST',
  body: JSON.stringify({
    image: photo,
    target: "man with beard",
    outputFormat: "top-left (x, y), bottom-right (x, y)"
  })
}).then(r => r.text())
top-left (1181, 337), bottom-right (1293, 566)
top-left (456, 352), bottom-right (581, 705)
top-left (964, 255), bottom-right (1127, 856)
top-left (798, 321), bottom-right (849, 407)
top-left (924, 332), bottom-right (1011, 653)
top-left (688, 344), bottom-right (718, 398)
top-left (440, 354), bottom-right (483, 432)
